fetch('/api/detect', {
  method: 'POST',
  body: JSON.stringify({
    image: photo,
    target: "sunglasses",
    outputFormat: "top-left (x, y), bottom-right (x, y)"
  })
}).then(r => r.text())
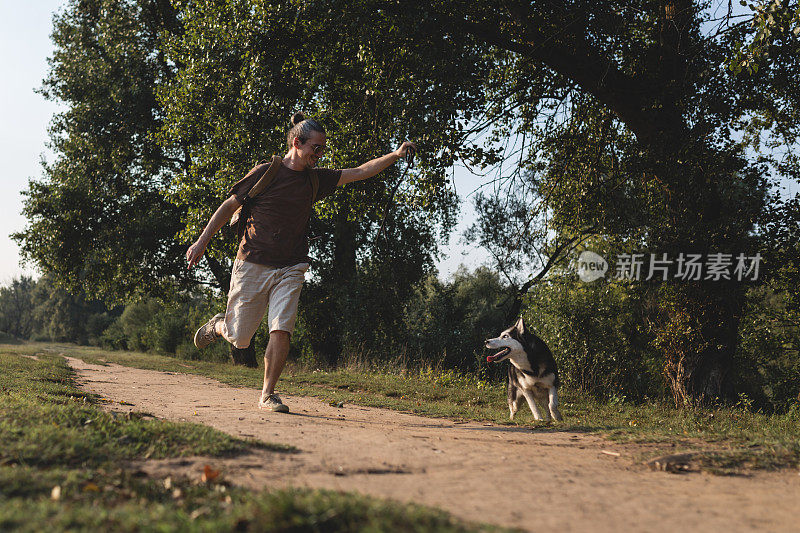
top-left (309, 143), bottom-right (326, 156)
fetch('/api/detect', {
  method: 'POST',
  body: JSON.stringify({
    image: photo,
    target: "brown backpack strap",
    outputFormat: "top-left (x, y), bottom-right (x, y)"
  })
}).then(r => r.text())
top-left (229, 155), bottom-right (282, 237)
top-left (241, 155), bottom-right (282, 204)
top-left (308, 168), bottom-right (320, 202)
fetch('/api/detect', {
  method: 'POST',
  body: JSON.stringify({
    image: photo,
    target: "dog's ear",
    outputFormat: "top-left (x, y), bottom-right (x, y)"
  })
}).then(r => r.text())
top-left (515, 317), bottom-right (526, 337)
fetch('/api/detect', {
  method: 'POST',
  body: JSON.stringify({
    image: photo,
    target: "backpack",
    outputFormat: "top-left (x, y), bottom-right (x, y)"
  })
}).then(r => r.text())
top-left (228, 155), bottom-right (320, 241)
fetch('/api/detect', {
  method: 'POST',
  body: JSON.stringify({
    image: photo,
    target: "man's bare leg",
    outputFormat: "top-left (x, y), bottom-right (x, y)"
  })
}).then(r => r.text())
top-left (262, 330), bottom-right (290, 396)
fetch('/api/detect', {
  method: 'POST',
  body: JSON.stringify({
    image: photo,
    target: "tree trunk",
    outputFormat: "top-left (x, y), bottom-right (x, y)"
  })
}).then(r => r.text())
top-left (205, 255), bottom-right (231, 295)
top-left (646, 129), bottom-right (751, 406)
top-left (230, 343), bottom-right (258, 368)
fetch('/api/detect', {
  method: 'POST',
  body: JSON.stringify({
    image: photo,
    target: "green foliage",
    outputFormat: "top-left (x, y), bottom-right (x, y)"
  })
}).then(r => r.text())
top-left (0, 276), bottom-right (230, 360)
top-left (24, 275), bottom-right (117, 345)
top-left (760, 194), bottom-right (800, 316)
top-left (85, 312), bottom-right (116, 345)
top-left (292, 265), bottom-right (512, 372)
top-left (154, 0), bottom-right (492, 362)
top-left (728, 1), bottom-right (800, 75)
top-left (114, 298), bottom-right (162, 351)
top-left (0, 275), bottom-right (113, 344)
top-left (139, 303), bottom-right (185, 354)
top-left (401, 266), bottom-right (512, 373)
top-left (734, 287), bottom-right (800, 412)
top-left (432, 0), bottom-right (798, 403)
top-left (295, 228), bottom-right (444, 367)
top-left (0, 276), bottom-right (36, 339)
top-left (104, 294), bottom-right (234, 360)
top-left (525, 276), bottom-right (663, 401)
top-left (16, 0), bottom-right (486, 366)
top-left (13, 0), bottom-right (190, 303)
top-left (99, 318), bottom-right (128, 350)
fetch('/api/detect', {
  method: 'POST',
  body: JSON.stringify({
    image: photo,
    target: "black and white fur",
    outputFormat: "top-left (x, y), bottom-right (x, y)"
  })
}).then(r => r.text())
top-left (485, 318), bottom-right (562, 421)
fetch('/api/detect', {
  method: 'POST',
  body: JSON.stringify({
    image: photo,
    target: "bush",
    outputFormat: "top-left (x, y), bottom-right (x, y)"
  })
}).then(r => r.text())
top-left (0, 331), bottom-right (21, 344)
top-left (734, 287), bottom-right (800, 412)
top-left (0, 276), bottom-right (35, 339)
top-left (143, 308), bottom-right (188, 354)
top-left (115, 299), bottom-right (161, 351)
top-left (401, 266), bottom-right (512, 373)
top-left (100, 319), bottom-right (129, 350)
top-left (100, 296), bottom-right (226, 357)
top-left (85, 312), bottom-right (115, 346)
top-left (524, 277), bottom-right (663, 401)
top-left (292, 265), bottom-right (510, 373)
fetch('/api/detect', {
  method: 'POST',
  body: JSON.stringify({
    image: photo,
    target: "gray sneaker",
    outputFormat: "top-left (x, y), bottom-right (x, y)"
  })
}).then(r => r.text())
top-left (193, 313), bottom-right (224, 349)
top-left (258, 393), bottom-right (289, 413)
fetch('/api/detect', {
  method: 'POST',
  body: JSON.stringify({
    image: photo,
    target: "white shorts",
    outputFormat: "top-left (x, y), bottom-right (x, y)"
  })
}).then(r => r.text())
top-left (220, 259), bottom-right (309, 348)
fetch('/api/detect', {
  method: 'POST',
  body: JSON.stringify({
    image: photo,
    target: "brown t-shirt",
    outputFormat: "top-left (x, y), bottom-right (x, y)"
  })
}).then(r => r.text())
top-left (229, 162), bottom-right (341, 267)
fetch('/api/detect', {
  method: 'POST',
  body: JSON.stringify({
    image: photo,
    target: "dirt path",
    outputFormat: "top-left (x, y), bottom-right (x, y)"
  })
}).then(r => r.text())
top-left (65, 356), bottom-right (799, 532)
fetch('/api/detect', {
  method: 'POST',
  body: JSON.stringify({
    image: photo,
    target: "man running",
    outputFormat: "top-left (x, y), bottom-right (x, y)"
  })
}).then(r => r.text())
top-left (186, 112), bottom-right (416, 413)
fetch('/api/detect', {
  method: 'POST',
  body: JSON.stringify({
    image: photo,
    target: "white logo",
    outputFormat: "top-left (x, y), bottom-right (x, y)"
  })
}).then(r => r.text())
top-left (577, 251), bottom-right (608, 282)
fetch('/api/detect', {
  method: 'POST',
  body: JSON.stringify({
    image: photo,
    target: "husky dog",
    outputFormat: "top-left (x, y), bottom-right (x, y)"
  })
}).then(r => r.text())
top-left (485, 318), bottom-right (562, 421)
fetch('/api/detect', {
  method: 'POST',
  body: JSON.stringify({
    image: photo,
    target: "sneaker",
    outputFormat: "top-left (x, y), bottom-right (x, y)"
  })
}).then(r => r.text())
top-left (258, 393), bottom-right (289, 413)
top-left (193, 312), bottom-right (224, 349)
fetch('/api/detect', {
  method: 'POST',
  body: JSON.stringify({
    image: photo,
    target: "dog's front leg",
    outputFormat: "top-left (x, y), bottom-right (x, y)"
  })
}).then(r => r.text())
top-left (521, 389), bottom-right (545, 421)
top-left (508, 391), bottom-right (523, 420)
top-left (507, 369), bottom-right (523, 420)
top-left (507, 385), bottom-right (517, 420)
top-left (548, 387), bottom-right (563, 421)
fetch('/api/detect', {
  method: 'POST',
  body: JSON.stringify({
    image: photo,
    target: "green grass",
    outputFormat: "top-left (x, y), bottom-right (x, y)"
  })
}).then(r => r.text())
top-left (0, 346), bottom-right (508, 532)
top-left (10, 341), bottom-right (800, 475)
top-left (2, 480), bottom-right (496, 532)
top-left (0, 350), bottom-right (260, 469)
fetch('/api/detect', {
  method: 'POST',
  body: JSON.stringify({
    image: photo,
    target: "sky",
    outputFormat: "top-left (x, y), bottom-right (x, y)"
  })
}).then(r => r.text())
top-left (0, 0), bottom-right (67, 283)
top-left (0, 1), bottom-right (489, 285)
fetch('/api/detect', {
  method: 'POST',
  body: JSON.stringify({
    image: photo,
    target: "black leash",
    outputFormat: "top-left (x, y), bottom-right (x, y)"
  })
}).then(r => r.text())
top-left (376, 146), bottom-right (416, 247)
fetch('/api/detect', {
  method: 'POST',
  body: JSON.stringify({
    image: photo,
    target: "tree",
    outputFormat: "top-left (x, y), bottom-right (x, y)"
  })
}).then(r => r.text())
top-left (728, 0), bottom-right (800, 74)
top-left (155, 0), bottom-right (491, 363)
top-left (0, 276), bottom-right (37, 339)
top-left (403, 266), bottom-right (512, 371)
top-left (13, 0), bottom-right (193, 303)
top-left (373, 0), bottom-right (798, 405)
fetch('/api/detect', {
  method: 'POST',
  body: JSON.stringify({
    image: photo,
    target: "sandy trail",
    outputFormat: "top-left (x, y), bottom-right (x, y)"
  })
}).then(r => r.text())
top-left (65, 356), bottom-right (799, 532)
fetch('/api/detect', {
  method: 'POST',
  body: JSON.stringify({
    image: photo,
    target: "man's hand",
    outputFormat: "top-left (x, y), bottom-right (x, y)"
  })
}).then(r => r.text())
top-left (184, 195), bottom-right (242, 269)
top-left (186, 239), bottom-right (207, 270)
top-left (338, 141), bottom-right (419, 186)
top-left (394, 141), bottom-right (417, 159)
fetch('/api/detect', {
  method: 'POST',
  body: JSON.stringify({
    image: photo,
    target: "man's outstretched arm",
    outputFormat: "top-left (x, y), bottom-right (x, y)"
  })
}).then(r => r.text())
top-left (337, 141), bottom-right (416, 186)
top-left (186, 195), bottom-right (242, 269)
